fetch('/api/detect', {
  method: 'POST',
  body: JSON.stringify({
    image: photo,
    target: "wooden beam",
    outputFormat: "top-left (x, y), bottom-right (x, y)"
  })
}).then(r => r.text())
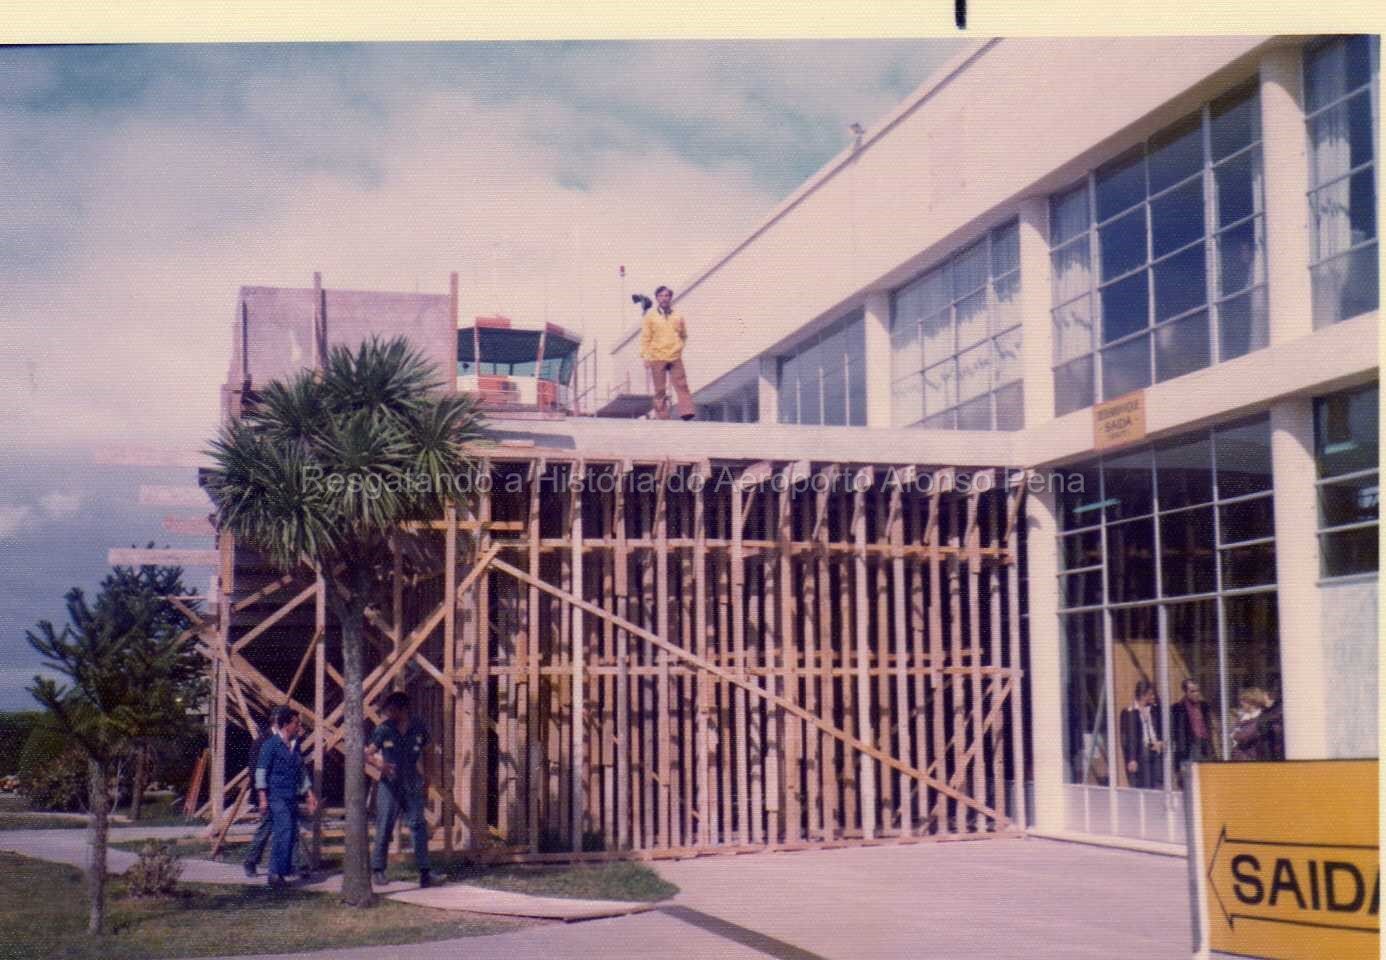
top-left (570, 464), bottom-right (586, 852)
top-left (852, 468), bottom-right (877, 840)
top-left (485, 555), bottom-right (1001, 822)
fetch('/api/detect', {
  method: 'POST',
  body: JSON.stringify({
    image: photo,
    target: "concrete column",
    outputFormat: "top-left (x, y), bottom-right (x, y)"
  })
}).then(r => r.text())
top-left (1260, 45), bottom-right (1315, 346)
top-left (1017, 197), bottom-right (1055, 429)
top-left (863, 291), bottom-right (893, 428)
top-left (1268, 397), bottom-right (1327, 759)
top-left (757, 356), bottom-right (779, 424)
top-left (1025, 482), bottom-right (1066, 831)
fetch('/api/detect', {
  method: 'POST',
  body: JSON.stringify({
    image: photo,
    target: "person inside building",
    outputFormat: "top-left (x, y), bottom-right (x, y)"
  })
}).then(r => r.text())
top-left (1170, 677), bottom-right (1217, 787)
top-left (255, 706), bottom-right (318, 887)
top-left (244, 711), bottom-right (311, 879)
top-left (638, 285), bottom-right (696, 421)
top-left (1231, 686), bottom-right (1283, 761)
top-left (365, 691), bottom-right (433, 888)
top-left (1119, 679), bottom-right (1165, 789)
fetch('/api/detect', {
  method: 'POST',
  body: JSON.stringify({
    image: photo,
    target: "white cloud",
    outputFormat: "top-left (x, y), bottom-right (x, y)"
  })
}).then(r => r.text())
top-left (0, 42), bottom-right (956, 453)
top-left (38, 492), bottom-right (83, 520)
top-left (0, 506), bottom-right (35, 540)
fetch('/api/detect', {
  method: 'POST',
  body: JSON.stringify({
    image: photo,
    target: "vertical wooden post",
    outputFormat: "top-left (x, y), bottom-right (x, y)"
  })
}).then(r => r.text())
top-left (615, 462), bottom-right (631, 850)
top-left (852, 467), bottom-right (877, 839)
top-left (693, 463), bottom-right (711, 846)
top-left (909, 483), bottom-right (928, 832)
top-left (988, 472), bottom-right (1006, 827)
top-left (817, 473), bottom-right (837, 840)
top-left (875, 485), bottom-right (894, 829)
top-left (313, 566), bottom-right (326, 865)
top-left (927, 471), bottom-right (948, 829)
top-left (730, 479), bottom-right (750, 845)
top-left (654, 462), bottom-right (672, 848)
top-left (599, 469), bottom-right (616, 848)
top-left (527, 463), bottom-right (542, 851)
top-left (715, 490), bottom-right (733, 845)
top-left (890, 474), bottom-right (913, 836)
top-left (570, 464), bottom-right (585, 852)
top-left (948, 484), bottom-right (966, 834)
top-left (442, 502), bottom-right (457, 854)
top-left (778, 465), bottom-right (802, 842)
top-left (1007, 472), bottom-right (1028, 831)
top-left (966, 485), bottom-right (984, 830)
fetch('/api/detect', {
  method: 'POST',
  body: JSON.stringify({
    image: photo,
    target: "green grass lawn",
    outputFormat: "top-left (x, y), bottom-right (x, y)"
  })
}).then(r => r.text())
top-left (0, 851), bottom-right (530, 960)
top-left (108, 835), bottom-right (679, 903)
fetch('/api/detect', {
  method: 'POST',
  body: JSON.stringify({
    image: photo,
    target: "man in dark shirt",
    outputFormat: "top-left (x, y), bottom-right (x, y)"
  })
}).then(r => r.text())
top-left (255, 706), bottom-right (318, 887)
top-left (365, 691), bottom-right (432, 887)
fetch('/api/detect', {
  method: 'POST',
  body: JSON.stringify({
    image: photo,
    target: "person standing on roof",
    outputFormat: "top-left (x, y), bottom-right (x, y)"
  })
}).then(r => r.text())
top-left (639, 285), bottom-right (696, 421)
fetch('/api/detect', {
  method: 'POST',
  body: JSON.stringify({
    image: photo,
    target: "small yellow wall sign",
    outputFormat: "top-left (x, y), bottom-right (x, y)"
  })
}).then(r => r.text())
top-left (1092, 389), bottom-right (1146, 451)
top-left (1187, 759), bottom-right (1379, 959)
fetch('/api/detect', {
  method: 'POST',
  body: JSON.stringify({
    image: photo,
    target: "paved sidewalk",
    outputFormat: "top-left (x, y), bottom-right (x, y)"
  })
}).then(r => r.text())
top-left (0, 825), bottom-right (253, 885)
top-left (653, 836), bottom-right (1192, 960)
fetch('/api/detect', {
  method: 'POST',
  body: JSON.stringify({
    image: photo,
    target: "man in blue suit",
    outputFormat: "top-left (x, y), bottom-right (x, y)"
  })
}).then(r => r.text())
top-left (256, 706), bottom-right (318, 887)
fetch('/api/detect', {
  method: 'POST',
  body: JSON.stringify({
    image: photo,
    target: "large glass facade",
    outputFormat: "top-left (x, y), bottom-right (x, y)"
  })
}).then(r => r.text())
top-left (889, 221), bottom-right (1023, 430)
top-left (1049, 82), bottom-right (1268, 416)
top-left (697, 383), bottom-right (760, 423)
top-left (1305, 35), bottom-right (1380, 327)
top-left (1314, 382), bottom-right (1379, 577)
top-left (777, 310), bottom-right (867, 426)
top-left (1057, 415), bottom-right (1282, 843)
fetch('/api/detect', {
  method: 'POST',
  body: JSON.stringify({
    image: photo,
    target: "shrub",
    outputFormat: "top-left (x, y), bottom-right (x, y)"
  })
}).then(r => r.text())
top-left (21, 749), bottom-right (89, 811)
top-left (0, 712), bottom-right (44, 777)
top-left (126, 841), bottom-right (183, 898)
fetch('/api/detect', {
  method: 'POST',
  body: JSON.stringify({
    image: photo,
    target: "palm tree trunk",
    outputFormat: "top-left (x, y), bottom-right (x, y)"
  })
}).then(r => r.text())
top-left (87, 757), bottom-right (109, 934)
top-left (337, 585), bottom-right (375, 907)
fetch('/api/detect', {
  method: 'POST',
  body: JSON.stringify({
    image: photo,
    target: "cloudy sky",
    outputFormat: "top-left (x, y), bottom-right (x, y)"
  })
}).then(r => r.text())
top-left (0, 40), bottom-right (961, 708)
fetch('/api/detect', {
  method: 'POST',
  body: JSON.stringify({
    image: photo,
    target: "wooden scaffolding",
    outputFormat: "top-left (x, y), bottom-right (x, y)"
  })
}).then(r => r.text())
top-left (193, 450), bottom-right (1029, 862)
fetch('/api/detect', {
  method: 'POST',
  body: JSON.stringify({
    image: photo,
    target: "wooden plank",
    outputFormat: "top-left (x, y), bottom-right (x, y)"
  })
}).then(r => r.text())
top-left (599, 476), bottom-right (616, 850)
top-left (638, 485), bottom-right (654, 849)
top-left (230, 582), bottom-right (318, 653)
top-left (966, 486), bottom-right (984, 831)
top-left (109, 547), bottom-right (221, 567)
top-left (817, 473), bottom-right (838, 840)
top-left (443, 503), bottom-right (458, 853)
top-left (715, 493), bottom-right (733, 846)
top-left (909, 487), bottom-right (928, 834)
top-left (777, 473), bottom-right (801, 842)
top-left (927, 473), bottom-right (947, 830)
top-left (313, 567), bottom-right (325, 866)
top-left (693, 464), bottom-right (711, 845)
top-left (852, 468), bottom-right (877, 840)
top-left (570, 465), bottom-right (586, 851)
top-left (527, 464), bottom-right (543, 852)
top-left (730, 480), bottom-right (750, 846)
top-left (988, 474), bottom-right (1006, 828)
top-left (474, 468), bottom-right (492, 848)
top-left (485, 557), bottom-right (1000, 820)
top-left (890, 479), bottom-right (912, 836)
top-left (875, 486), bottom-right (893, 829)
top-left (614, 463), bottom-right (631, 850)
top-left (1006, 473), bottom-right (1028, 831)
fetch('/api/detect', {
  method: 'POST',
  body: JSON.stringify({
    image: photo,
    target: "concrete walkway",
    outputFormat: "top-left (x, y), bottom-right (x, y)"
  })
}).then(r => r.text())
top-left (4, 829), bottom-right (1194, 959)
top-left (0, 825), bottom-right (253, 885)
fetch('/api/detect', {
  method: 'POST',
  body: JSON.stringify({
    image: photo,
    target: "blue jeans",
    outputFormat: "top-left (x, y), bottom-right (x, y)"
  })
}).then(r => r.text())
top-left (371, 780), bottom-right (429, 872)
top-left (268, 798), bottom-right (299, 879)
top-left (246, 807), bottom-right (309, 872)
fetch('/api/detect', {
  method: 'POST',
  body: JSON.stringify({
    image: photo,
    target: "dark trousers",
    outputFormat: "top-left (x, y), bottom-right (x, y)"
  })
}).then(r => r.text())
top-left (371, 780), bottom-right (430, 872)
top-left (246, 807), bottom-right (308, 872)
top-left (268, 798), bottom-right (299, 879)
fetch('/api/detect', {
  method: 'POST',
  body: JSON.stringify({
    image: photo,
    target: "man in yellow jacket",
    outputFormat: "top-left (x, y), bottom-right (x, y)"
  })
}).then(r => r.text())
top-left (639, 285), bottom-right (696, 420)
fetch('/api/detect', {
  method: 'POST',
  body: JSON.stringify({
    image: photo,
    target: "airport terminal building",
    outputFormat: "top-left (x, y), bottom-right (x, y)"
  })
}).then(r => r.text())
top-left (609, 35), bottom-right (1380, 848)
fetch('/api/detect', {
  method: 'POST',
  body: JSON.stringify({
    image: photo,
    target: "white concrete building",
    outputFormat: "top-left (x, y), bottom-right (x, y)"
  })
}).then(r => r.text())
top-left (610, 35), bottom-right (1379, 847)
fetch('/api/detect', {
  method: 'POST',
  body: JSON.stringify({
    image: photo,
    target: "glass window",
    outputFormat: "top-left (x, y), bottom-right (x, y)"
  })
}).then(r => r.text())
top-left (1305, 36), bottom-right (1380, 327)
top-left (891, 221), bottom-right (1023, 430)
top-left (1315, 382), bottom-right (1379, 576)
top-left (1058, 419), bottom-right (1283, 832)
top-left (777, 311), bottom-right (864, 426)
top-left (1062, 611), bottom-right (1108, 784)
top-left (1050, 83), bottom-right (1268, 414)
top-left (1214, 417), bottom-right (1272, 500)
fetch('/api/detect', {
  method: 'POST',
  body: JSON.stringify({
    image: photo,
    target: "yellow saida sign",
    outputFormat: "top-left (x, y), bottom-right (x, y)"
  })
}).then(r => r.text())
top-left (1188, 759), bottom-right (1379, 959)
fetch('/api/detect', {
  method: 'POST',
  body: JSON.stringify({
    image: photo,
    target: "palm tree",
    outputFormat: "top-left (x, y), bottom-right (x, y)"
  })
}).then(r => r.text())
top-left (203, 336), bottom-right (484, 906)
